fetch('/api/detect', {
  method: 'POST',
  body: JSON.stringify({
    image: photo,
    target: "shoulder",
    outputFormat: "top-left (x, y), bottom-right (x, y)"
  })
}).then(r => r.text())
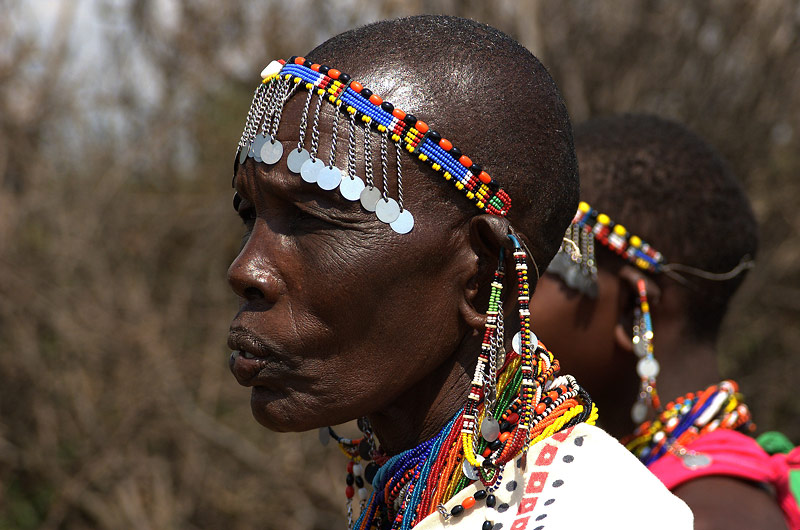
top-left (414, 423), bottom-right (693, 530)
top-left (673, 475), bottom-right (788, 530)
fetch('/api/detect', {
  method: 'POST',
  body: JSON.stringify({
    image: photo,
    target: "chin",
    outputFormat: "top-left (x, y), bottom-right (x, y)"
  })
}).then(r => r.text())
top-left (249, 387), bottom-right (350, 432)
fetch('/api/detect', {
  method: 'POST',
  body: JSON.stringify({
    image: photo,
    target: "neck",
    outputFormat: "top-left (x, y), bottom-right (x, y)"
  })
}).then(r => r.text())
top-left (367, 332), bottom-right (478, 455)
top-left (654, 321), bottom-right (720, 400)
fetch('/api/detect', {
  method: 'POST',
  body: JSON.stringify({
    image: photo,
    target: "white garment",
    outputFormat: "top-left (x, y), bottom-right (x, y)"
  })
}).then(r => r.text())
top-left (414, 423), bottom-right (693, 529)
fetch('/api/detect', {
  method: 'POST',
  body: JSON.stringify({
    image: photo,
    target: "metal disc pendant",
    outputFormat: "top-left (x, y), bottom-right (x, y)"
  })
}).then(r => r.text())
top-left (252, 134), bottom-right (269, 162)
top-left (680, 451), bottom-right (712, 470)
top-left (390, 209), bottom-right (414, 234)
top-left (631, 400), bottom-right (649, 423)
top-left (633, 338), bottom-right (648, 358)
top-left (637, 357), bottom-right (660, 379)
top-left (260, 138), bottom-right (284, 165)
top-left (300, 158), bottom-right (324, 183)
top-left (287, 148), bottom-right (310, 174)
top-left (318, 165), bottom-right (343, 190)
top-left (512, 330), bottom-right (539, 354)
top-left (481, 417), bottom-right (500, 442)
top-left (239, 145), bottom-right (249, 164)
top-left (360, 186), bottom-right (381, 212)
top-left (340, 176), bottom-right (365, 201)
top-left (375, 197), bottom-right (400, 223)
top-left (462, 459), bottom-right (479, 480)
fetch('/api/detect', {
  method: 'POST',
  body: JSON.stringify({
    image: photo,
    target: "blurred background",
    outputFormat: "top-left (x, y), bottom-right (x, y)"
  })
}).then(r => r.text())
top-left (1, 0), bottom-right (798, 528)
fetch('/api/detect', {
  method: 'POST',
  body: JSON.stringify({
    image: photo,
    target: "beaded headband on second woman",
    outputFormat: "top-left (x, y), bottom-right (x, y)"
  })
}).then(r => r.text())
top-left (234, 57), bottom-right (512, 234)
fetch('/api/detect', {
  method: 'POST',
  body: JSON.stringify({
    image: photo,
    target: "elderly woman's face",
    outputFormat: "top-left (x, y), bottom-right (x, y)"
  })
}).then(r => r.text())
top-left (227, 97), bottom-right (468, 432)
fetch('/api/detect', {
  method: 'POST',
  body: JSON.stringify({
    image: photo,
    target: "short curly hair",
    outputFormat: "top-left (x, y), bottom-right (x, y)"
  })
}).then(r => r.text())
top-left (575, 114), bottom-right (758, 340)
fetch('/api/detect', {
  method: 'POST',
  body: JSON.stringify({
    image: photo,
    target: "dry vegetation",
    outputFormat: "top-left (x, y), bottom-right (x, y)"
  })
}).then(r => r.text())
top-left (1, 1), bottom-right (798, 528)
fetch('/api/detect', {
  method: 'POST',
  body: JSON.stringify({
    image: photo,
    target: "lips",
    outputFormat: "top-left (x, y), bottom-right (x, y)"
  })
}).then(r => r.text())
top-left (227, 327), bottom-right (279, 386)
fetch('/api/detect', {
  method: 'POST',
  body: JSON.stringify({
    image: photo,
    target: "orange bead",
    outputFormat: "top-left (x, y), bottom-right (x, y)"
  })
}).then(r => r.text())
top-left (548, 391), bottom-right (559, 400)
top-left (536, 403), bottom-right (547, 415)
top-left (478, 171), bottom-right (491, 184)
top-left (439, 138), bottom-right (453, 151)
top-left (506, 412), bottom-right (519, 424)
top-left (499, 431), bottom-right (512, 443)
top-left (461, 496), bottom-right (476, 510)
top-left (369, 94), bottom-right (383, 105)
top-left (482, 447), bottom-right (492, 458)
top-left (458, 155), bottom-right (473, 167)
top-left (294, 56), bottom-right (305, 65)
top-left (328, 68), bottom-right (340, 79)
top-left (310, 64), bottom-right (320, 72)
top-left (415, 120), bottom-right (429, 133)
top-left (392, 108), bottom-right (406, 120)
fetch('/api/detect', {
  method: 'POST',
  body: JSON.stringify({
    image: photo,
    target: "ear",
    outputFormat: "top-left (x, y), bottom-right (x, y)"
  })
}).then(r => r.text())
top-left (613, 265), bottom-right (661, 352)
top-left (458, 214), bottom-right (511, 331)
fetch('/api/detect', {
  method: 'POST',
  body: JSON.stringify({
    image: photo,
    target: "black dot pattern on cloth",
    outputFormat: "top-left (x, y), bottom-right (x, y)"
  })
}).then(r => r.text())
top-left (552, 479), bottom-right (564, 488)
top-left (562, 455), bottom-right (574, 463)
top-left (497, 503), bottom-right (509, 513)
top-left (505, 480), bottom-right (517, 492)
top-left (493, 524), bottom-right (503, 530)
top-left (533, 526), bottom-right (544, 530)
top-left (536, 513), bottom-right (547, 521)
top-left (574, 436), bottom-right (584, 446)
top-left (544, 498), bottom-right (555, 506)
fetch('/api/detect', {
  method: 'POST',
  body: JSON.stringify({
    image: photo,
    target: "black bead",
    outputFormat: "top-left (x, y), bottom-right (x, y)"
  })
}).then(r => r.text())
top-left (318, 65), bottom-right (329, 74)
top-left (450, 505), bottom-right (464, 517)
top-left (365, 462), bottom-right (379, 484)
top-left (360, 88), bottom-right (373, 99)
top-left (482, 458), bottom-right (494, 469)
top-left (346, 473), bottom-right (354, 486)
top-left (338, 73), bottom-right (351, 84)
top-left (499, 421), bottom-right (511, 432)
top-left (358, 438), bottom-right (372, 460)
top-left (427, 130), bottom-right (441, 142)
top-left (471, 163), bottom-right (482, 175)
top-left (303, 59), bottom-right (312, 67)
top-left (542, 396), bottom-right (553, 405)
top-left (380, 101), bottom-right (394, 113)
top-left (488, 180), bottom-right (500, 192)
top-left (403, 113), bottom-right (417, 125)
top-left (489, 440), bottom-right (503, 451)
top-left (355, 476), bottom-right (364, 488)
top-left (486, 494), bottom-right (496, 508)
top-left (474, 490), bottom-right (488, 500)
top-left (483, 521), bottom-right (494, 530)
top-left (288, 55), bottom-right (298, 64)
top-left (233, 192), bottom-right (241, 211)
top-left (449, 146), bottom-right (462, 159)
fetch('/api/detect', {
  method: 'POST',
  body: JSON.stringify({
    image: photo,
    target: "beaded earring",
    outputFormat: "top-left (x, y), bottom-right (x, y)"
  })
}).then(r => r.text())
top-left (631, 278), bottom-right (661, 423)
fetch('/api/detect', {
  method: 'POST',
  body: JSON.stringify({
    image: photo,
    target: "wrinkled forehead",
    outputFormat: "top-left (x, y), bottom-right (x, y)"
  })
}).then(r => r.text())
top-left (233, 59), bottom-right (512, 235)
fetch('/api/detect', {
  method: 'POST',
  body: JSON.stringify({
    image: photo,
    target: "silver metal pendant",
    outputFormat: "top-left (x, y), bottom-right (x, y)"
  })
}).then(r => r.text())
top-left (680, 451), bottom-right (712, 470)
top-left (390, 209), bottom-right (414, 234)
top-left (375, 197), bottom-right (400, 223)
top-left (359, 186), bottom-right (381, 212)
top-left (237, 147), bottom-right (247, 165)
top-left (252, 134), bottom-right (269, 163)
top-left (512, 330), bottom-right (539, 354)
top-left (339, 176), bottom-right (365, 201)
top-left (287, 148), bottom-right (310, 174)
top-left (462, 459), bottom-right (479, 480)
top-left (300, 158), bottom-right (324, 183)
top-left (318, 165), bottom-right (343, 191)
top-left (260, 138), bottom-right (284, 165)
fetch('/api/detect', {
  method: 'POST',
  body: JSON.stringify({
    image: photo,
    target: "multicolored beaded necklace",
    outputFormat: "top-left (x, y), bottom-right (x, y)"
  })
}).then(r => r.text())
top-left (623, 380), bottom-right (754, 469)
top-left (327, 237), bottom-right (597, 530)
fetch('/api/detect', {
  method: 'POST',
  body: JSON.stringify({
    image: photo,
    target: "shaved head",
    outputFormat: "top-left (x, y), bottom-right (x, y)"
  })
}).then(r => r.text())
top-left (305, 15), bottom-right (579, 273)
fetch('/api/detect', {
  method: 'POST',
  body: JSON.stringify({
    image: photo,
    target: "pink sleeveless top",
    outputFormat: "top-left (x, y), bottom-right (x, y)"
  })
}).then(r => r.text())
top-left (648, 429), bottom-right (800, 530)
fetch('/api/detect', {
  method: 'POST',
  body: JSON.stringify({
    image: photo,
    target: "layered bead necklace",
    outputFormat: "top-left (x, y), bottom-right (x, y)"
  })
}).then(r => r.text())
top-left (623, 380), bottom-right (754, 468)
top-left (328, 238), bottom-right (598, 530)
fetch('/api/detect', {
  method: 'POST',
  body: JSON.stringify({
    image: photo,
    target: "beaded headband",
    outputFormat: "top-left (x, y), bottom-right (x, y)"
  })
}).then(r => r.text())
top-left (234, 57), bottom-right (512, 234)
top-left (549, 200), bottom-right (754, 295)
top-left (548, 201), bottom-right (665, 296)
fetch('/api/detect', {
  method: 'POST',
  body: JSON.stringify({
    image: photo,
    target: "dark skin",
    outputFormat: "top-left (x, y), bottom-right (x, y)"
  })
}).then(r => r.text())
top-left (531, 256), bottom-right (788, 529)
top-left (227, 87), bottom-right (524, 455)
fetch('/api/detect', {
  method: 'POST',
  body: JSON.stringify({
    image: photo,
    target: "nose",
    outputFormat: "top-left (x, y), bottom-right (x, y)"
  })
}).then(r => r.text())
top-left (227, 237), bottom-right (283, 304)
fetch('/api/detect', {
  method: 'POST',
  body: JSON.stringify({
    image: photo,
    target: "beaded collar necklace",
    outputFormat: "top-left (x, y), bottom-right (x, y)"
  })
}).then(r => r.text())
top-left (234, 57), bottom-right (512, 234)
top-left (323, 237), bottom-right (597, 530)
top-left (622, 380), bottom-right (754, 470)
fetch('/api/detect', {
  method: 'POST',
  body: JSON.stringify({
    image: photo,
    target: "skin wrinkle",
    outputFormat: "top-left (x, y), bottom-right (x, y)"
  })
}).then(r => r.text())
top-left (228, 16), bottom-right (578, 452)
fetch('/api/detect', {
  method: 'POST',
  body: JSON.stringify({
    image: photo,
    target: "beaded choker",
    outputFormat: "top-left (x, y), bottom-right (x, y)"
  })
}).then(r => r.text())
top-left (234, 57), bottom-right (512, 234)
top-left (623, 380), bottom-right (754, 469)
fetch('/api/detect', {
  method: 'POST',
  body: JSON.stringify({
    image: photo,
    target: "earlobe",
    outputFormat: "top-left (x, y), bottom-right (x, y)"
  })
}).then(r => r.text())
top-left (615, 321), bottom-right (634, 352)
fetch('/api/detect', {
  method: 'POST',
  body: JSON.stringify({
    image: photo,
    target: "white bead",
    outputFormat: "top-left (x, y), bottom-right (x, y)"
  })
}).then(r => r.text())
top-left (631, 401), bottom-right (648, 423)
top-left (358, 487), bottom-right (369, 500)
top-left (261, 60), bottom-right (283, 79)
top-left (353, 463), bottom-right (363, 476)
